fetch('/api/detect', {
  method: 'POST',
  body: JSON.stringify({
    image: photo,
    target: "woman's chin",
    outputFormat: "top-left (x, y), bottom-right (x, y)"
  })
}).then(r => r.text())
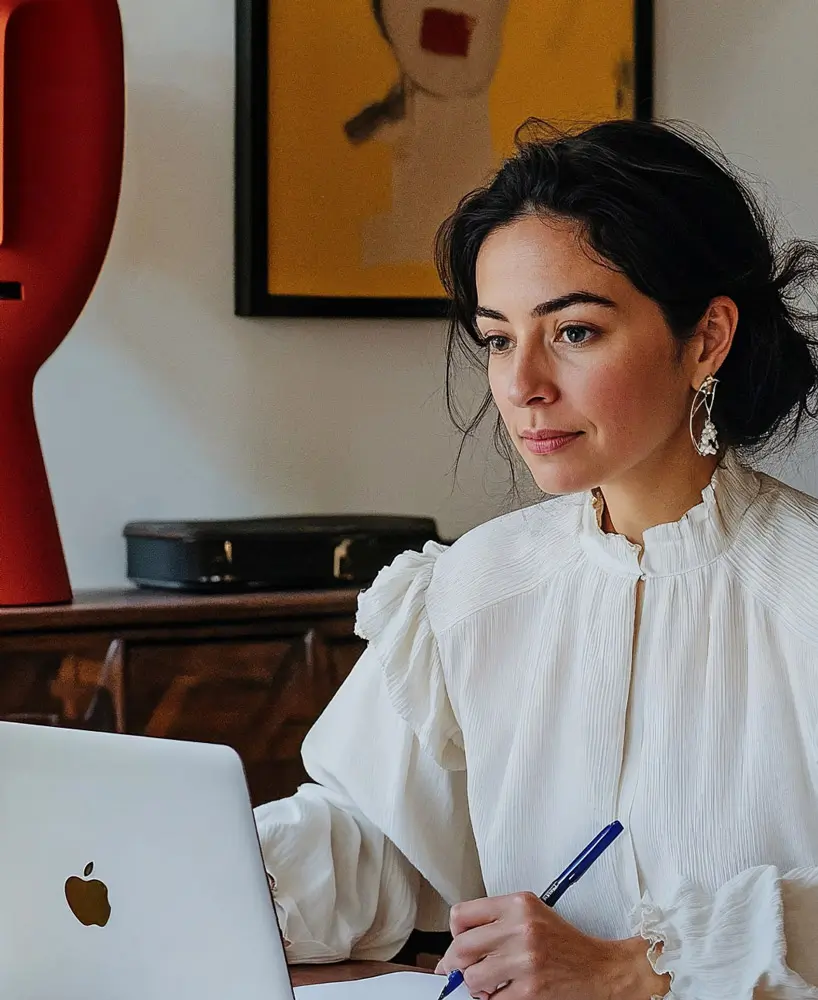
top-left (526, 458), bottom-right (599, 497)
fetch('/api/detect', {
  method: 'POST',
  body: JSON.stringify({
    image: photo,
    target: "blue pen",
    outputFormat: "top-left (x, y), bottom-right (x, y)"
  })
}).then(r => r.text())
top-left (436, 821), bottom-right (624, 1000)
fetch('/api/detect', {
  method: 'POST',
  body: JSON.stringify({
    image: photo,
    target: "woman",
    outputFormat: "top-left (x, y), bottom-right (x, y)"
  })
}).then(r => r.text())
top-left (255, 120), bottom-right (818, 1000)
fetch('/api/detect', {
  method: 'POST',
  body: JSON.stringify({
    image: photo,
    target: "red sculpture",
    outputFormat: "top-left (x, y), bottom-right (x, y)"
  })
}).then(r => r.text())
top-left (0, 0), bottom-right (124, 605)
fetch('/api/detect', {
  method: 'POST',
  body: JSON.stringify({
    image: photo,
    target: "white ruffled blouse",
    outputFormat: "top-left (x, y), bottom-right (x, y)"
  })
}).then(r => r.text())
top-left (254, 453), bottom-right (818, 998)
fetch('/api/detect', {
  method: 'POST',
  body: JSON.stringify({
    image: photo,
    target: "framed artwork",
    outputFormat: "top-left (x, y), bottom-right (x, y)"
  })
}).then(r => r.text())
top-left (235, 0), bottom-right (654, 318)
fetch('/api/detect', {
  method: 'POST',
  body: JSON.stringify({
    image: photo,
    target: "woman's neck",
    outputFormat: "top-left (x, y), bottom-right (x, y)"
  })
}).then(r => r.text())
top-left (598, 445), bottom-right (722, 546)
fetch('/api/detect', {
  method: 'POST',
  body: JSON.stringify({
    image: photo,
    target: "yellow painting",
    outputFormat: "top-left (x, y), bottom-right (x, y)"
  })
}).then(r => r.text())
top-left (235, 0), bottom-right (652, 317)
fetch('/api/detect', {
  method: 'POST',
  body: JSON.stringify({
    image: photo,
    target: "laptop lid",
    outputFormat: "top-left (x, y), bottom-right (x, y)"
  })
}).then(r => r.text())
top-left (0, 721), bottom-right (295, 1000)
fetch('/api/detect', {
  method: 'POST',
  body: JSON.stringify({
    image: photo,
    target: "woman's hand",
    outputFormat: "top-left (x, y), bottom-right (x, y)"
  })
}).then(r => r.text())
top-left (434, 892), bottom-right (669, 1000)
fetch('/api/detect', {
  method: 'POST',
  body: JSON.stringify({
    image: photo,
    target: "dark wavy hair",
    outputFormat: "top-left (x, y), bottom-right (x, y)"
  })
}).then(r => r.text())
top-left (435, 119), bottom-right (818, 479)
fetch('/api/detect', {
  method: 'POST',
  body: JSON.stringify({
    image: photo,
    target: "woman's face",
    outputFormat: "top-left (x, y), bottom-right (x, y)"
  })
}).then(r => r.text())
top-left (475, 215), bottom-right (704, 496)
top-left (379, 0), bottom-right (509, 98)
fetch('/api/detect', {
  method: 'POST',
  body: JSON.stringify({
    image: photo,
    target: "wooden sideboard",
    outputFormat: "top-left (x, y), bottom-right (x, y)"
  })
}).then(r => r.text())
top-left (0, 587), bottom-right (364, 806)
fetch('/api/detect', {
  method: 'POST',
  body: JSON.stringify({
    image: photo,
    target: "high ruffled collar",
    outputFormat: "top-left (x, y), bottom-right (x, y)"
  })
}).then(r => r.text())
top-left (578, 450), bottom-right (761, 578)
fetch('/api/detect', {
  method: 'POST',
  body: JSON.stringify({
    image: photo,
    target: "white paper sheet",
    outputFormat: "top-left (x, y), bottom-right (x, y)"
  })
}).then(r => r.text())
top-left (294, 971), bottom-right (455, 1000)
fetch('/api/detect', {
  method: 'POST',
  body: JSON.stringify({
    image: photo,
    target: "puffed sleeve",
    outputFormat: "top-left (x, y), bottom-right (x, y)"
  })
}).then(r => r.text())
top-left (632, 867), bottom-right (818, 998)
top-left (254, 542), bottom-right (484, 964)
top-left (354, 541), bottom-right (465, 770)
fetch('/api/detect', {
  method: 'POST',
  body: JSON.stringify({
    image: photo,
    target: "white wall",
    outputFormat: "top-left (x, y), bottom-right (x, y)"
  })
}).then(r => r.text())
top-left (654, 0), bottom-right (818, 491)
top-left (35, 0), bottom-right (507, 590)
top-left (35, 0), bottom-right (818, 589)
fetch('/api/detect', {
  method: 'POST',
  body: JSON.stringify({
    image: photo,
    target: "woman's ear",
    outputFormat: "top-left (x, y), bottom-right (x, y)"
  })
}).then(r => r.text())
top-left (691, 295), bottom-right (738, 385)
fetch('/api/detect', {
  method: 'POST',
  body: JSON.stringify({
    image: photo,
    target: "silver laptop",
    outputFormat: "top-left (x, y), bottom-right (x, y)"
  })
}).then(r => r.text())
top-left (0, 720), bottom-right (295, 1000)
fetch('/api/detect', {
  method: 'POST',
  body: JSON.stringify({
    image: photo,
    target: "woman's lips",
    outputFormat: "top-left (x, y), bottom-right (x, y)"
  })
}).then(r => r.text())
top-left (420, 8), bottom-right (475, 57)
top-left (520, 432), bottom-right (582, 456)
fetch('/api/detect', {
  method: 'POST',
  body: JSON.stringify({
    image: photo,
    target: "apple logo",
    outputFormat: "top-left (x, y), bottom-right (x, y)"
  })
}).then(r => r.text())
top-left (64, 862), bottom-right (112, 927)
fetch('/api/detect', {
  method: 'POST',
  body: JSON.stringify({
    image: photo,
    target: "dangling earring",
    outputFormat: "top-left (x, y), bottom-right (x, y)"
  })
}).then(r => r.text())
top-left (690, 374), bottom-right (719, 456)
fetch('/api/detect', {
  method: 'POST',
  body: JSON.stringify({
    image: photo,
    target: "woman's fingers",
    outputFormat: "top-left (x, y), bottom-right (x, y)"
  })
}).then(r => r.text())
top-left (462, 957), bottom-right (514, 997)
top-left (441, 922), bottom-right (508, 972)
top-left (449, 895), bottom-right (509, 935)
top-left (439, 921), bottom-right (502, 973)
top-left (451, 892), bottom-right (546, 936)
top-left (439, 893), bottom-right (550, 980)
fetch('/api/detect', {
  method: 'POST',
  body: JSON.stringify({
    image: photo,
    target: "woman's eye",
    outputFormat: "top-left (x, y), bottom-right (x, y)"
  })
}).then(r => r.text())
top-left (557, 325), bottom-right (596, 346)
top-left (482, 335), bottom-right (511, 354)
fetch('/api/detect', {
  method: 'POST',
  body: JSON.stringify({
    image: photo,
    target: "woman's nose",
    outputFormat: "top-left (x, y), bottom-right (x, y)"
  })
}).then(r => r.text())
top-left (506, 351), bottom-right (559, 408)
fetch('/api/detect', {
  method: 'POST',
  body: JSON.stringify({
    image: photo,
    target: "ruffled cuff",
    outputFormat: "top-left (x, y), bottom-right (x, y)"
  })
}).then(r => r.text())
top-left (355, 541), bottom-right (465, 770)
top-left (634, 897), bottom-right (675, 1000)
top-left (631, 868), bottom-right (818, 1000)
top-left (265, 871), bottom-right (293, 951)
top-left (265, 866), bottom-right (349, 964)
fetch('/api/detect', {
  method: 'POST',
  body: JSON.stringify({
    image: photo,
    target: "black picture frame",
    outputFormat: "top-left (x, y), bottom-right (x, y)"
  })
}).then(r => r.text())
top-left (234, 0), bottom-right (654, 319)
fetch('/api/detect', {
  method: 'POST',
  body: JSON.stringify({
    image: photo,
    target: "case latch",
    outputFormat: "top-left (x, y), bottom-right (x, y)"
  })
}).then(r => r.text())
top-left (333, 538), bottom-right (354, 581)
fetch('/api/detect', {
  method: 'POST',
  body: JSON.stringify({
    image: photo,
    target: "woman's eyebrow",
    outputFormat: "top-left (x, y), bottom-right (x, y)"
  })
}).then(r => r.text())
top-left (475, 291), bottom-right (617, 322)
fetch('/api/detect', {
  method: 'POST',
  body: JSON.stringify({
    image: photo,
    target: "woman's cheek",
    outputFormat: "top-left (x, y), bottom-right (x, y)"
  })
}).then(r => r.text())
top-left (582, 356), bottom-right (649, 421)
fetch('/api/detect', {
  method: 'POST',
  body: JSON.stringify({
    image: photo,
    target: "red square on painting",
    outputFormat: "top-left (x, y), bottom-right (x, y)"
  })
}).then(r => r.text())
top-left (420, 8), bottom-right (474, 58)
